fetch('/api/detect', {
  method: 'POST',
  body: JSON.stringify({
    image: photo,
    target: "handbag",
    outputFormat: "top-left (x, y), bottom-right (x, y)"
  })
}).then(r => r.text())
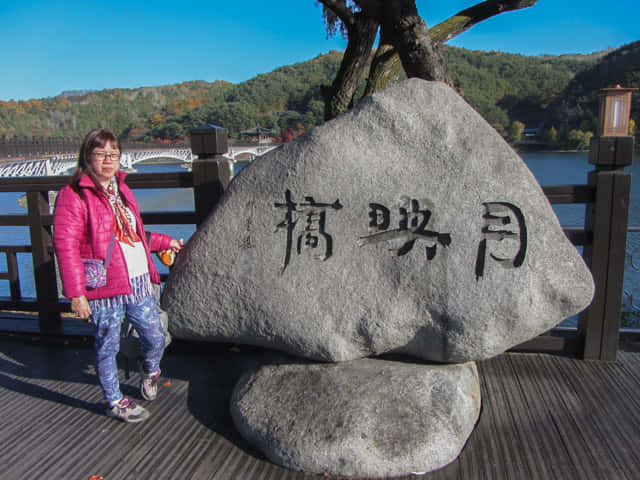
top-left (82, 232), bottom-right (115, 289)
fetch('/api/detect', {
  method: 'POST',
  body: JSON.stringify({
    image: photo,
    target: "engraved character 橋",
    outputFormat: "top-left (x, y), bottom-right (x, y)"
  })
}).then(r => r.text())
top-left (475, 202), bottom-right (527, 280)
top-left (359, 197), bottom-right (451, 259)
top-left (274, 189), bottom-right (343, 273)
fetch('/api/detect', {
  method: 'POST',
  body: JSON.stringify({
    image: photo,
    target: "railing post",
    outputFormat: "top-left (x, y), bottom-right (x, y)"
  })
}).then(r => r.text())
top-left (579, 136), bottom-right (634, 361)
top-left (7, 251), bottom-right (21, 300)
top-left (190, 125), bottom-right (231, 226)
top-left (27, 191), bottom-right (61, 335)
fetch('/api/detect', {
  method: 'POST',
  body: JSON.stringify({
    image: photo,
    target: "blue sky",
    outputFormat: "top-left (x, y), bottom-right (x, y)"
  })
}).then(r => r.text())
top-left (1, 0), bottom-right (638, 101)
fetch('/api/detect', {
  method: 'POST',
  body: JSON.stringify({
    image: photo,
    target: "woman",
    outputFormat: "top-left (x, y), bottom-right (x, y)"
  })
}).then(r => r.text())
top-left (53, 129), bottom-right (182, 423)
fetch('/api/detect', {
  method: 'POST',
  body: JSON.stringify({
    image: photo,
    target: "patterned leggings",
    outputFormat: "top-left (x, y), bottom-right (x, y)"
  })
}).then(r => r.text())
top-left (91, 295), bottom-right (165, 404)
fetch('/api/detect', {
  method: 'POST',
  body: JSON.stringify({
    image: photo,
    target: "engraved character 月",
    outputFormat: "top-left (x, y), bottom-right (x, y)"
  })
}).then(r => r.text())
top-left (475, 202), bottom-right (527, 280)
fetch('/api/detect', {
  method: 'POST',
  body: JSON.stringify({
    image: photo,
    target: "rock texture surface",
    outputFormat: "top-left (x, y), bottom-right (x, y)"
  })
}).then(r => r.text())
top-left (231, 359), bottom-right (481, 478)
top-left (163, 79), bottom-right (594, 362)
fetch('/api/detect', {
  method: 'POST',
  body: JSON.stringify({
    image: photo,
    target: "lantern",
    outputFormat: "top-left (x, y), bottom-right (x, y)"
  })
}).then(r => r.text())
top-left (598, 85), bottom-right (636, 137)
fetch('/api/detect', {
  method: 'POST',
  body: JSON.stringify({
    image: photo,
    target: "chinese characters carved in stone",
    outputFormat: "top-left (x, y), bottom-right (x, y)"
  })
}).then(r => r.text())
top-left (274, 192), bottom-right (527, 278)
top-left (359, 198), bottom-right (452, 259)
top-left (274, 189), bottom-right (343, 272)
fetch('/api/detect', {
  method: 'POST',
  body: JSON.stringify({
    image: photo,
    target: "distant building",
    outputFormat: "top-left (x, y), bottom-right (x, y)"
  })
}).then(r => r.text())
top-left (240, 127), bottom-right (277, 144)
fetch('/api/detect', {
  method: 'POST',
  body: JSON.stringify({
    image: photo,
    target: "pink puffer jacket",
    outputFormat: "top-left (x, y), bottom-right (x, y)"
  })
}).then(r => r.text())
top-left (53, 171), bottom-right (173, 301)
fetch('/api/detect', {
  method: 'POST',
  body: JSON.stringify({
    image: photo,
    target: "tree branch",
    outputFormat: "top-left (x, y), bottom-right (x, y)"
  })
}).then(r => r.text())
top-left (430, 0), bottom-right (538, 44)
top-left (364, 26), bottom-right (404, 96)
top-left (318, 0), bottom-right (356, 27)
top-left (320, 10), bottom-right (379, 120)
top-left (364, 0), bottom-right (538, 95)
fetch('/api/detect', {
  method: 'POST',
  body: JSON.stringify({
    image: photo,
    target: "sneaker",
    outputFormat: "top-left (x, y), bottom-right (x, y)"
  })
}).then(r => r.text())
top-left (140, 369), bottom-right (161, 401)
top-left (106, 397), bottom-right (149, 423)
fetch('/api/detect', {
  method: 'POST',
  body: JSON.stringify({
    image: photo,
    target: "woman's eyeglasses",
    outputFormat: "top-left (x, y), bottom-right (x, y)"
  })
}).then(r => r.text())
top-left (92, 151), bottom-right (121, 161)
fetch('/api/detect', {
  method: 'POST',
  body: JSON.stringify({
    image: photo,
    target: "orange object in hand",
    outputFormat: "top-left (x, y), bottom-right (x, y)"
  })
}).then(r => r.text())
top-left (157, 249), bottom-right (175, 266)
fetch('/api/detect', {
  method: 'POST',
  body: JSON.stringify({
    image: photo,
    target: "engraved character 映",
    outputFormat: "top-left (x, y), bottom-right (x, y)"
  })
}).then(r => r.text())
top-left (359, 197), bottom-right (451, 259)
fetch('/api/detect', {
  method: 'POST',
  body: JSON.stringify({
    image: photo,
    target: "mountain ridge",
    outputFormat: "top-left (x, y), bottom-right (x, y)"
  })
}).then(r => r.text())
top-left (0, 43), bottom-right (637, 148)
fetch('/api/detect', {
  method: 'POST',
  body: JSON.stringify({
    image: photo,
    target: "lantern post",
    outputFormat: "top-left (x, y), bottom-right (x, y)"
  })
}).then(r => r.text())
top-left (579, 85), bottom-right (636, 361)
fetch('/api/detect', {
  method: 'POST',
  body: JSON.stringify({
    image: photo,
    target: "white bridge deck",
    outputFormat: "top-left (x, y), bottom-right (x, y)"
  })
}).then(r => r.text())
top-left (0, 144), bottom-right (279, 177)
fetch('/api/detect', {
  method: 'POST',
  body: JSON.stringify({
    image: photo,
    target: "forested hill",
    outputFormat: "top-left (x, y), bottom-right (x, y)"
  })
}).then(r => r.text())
top-left (0, 42), bottom-right (637, 148)
top-left (547, 41), bottom-right (640, 135)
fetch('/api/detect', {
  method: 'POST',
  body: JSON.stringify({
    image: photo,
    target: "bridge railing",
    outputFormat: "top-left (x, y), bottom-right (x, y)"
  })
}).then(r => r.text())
top-left (0, 137), bottom-right (191, 161)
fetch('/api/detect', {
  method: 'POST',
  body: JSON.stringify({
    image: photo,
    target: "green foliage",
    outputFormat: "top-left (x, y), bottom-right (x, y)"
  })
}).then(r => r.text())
top-left (548, 41), bottom-right (640, 136)
top-left (1, 42), bottom-right (638, 148)
top-left (567, 129), bottom-right (594, 150)
top-left (509, 121), bottom-right (525, 142)
top-left (544, 126), bottom-right (559, 148)
top-left (444, 46), bottom-right (598, 135)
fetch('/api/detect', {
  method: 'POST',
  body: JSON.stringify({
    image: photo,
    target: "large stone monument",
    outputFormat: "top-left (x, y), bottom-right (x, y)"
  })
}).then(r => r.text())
top-left (162, 79), bottom-right (594, 476)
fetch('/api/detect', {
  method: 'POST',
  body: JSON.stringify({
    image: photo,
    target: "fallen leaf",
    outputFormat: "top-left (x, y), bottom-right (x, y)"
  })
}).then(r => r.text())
top-left (230, 346), bottom-right (241, 353)
top-left (88, 476), bottom-right (104, 480)
top-left (162, 381), bottom-right (171, 387)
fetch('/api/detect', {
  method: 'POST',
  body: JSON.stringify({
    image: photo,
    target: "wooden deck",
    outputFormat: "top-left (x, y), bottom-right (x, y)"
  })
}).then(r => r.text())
top-left (1, 334), bottom-right (640, 480)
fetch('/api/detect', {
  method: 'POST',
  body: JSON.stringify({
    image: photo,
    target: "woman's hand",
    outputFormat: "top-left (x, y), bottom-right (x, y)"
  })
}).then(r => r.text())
top-left (71, 296), bottom-right (92, 320)
top-left (169, 238), bottom-right (184, 253)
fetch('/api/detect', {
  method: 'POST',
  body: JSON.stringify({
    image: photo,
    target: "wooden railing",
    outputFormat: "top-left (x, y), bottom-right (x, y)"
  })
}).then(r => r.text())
top-left (0, 150), bottom-right (227, 334)
top-left (0, 133), bottom-right (633, 361)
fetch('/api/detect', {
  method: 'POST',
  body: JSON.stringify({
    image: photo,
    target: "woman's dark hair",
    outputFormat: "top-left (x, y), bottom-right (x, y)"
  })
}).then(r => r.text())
top-left (70, 129), bottom-right (121, 195)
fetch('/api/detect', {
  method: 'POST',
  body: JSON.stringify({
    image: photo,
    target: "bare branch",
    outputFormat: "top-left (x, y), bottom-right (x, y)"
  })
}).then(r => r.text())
top-left (430, 0), bottom-right (538, 44)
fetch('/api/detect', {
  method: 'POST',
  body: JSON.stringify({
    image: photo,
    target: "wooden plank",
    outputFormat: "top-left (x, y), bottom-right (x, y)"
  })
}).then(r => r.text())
top-left (543, 185), bottom-right (595, 204)
top-left (0, 246), bottom-right (31, 252)
top-left (475, 357), bottom-right (525, 479)
top-left (141, 211), bottom-right (198, 225)
top-left (563, 228), bottom-right (589, 246)
top-left (0, 172), bottom-right (194, 192)
top-left (510, 333), bottom-right (568, 353)
top-left (125, 171), bottom-right (194, 189)
top-left (555, 356), bottom-right (639, 477)
top-left (544, 354), bottom-right (638, 478)
top-left (0, 299), bottom-right (70, 312)
top-left (506, 354), bottom-right (581, 479)
top-left (0, 176), bottom-right (69, 192)
top-left (531, 354), bottom-right (608, 478)
top-left (0, 215), bottom-right (31, 226)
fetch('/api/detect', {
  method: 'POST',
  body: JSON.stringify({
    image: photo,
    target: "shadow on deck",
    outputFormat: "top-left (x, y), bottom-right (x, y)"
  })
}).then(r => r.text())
top-left (1, 332), bottom-right (640, 480)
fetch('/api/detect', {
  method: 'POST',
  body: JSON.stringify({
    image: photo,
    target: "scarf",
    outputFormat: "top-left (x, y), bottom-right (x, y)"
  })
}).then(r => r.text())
top-left (105, 178), bottom-right (140, 246)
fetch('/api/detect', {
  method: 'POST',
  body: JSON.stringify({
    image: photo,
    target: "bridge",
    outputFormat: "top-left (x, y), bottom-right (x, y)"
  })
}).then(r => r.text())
top-left (0, 144), bottom-right (280, 177)
top-left (227, 144), bottom-right (279, 161)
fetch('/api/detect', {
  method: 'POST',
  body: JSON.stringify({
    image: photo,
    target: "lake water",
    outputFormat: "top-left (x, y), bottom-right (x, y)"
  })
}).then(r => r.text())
top-left (1, 151), bottom-right (639, 327)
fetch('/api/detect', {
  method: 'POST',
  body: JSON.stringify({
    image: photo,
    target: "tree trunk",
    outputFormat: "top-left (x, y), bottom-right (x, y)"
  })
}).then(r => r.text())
top-left (363, 0), bottom-right (539, 96)
top-left (322, 13), bottom-right (379, 121)
top-left (382, 0), bottom-right (453, 86)
top-left (364, 26), bottom-right (404, 97)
